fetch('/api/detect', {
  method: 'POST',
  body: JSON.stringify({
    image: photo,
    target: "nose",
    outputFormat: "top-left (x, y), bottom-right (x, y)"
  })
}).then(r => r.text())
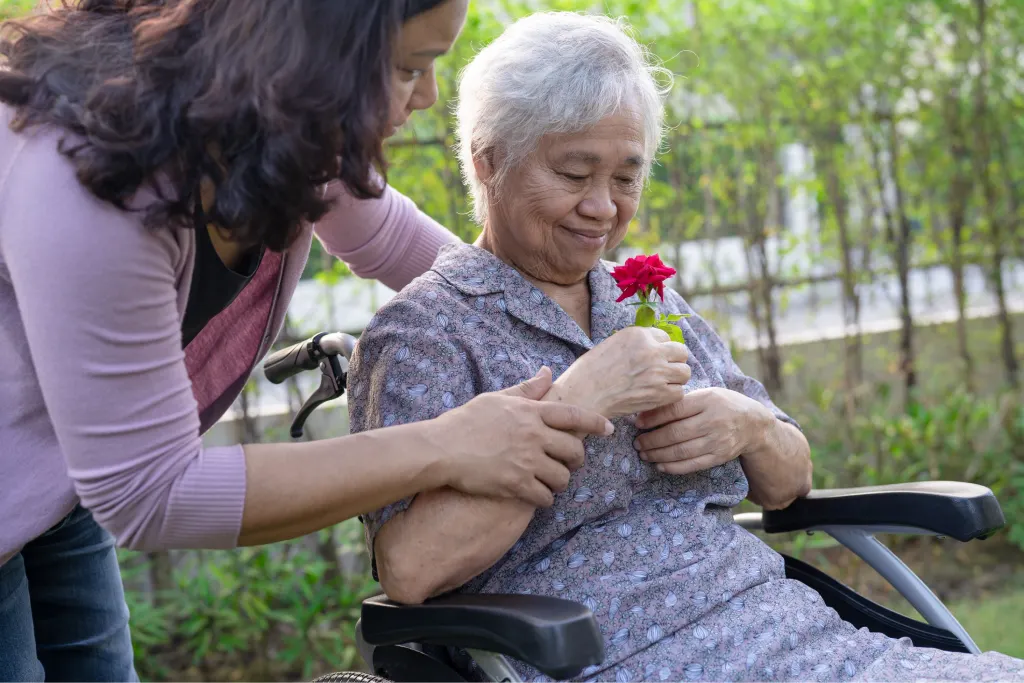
top-left (409, 68), bottom-right (439, 113)
top-left (577, 183), bottom-right (617, 222)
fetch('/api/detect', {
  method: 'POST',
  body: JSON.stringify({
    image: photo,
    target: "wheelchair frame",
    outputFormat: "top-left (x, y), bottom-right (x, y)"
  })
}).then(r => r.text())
top-left (263, 332), bottom-right (1005, 682)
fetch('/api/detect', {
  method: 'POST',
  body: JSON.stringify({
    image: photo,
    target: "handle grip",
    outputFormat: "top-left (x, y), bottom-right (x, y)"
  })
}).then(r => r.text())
top-left (264, 339), bottom-right (318, 384)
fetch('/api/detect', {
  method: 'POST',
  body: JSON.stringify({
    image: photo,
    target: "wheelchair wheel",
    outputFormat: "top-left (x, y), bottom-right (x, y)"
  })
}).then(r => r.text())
top-left (312, 672), bottom-right (390, 683)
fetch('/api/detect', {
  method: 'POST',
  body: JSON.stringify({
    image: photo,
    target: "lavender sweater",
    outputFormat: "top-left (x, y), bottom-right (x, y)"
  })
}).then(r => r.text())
top-left (0, 106), bottom-right (459, 567)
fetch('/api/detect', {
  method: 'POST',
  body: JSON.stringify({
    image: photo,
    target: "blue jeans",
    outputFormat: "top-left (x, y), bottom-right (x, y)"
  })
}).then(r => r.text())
top-left (0, 505), bottom-right (138, 682)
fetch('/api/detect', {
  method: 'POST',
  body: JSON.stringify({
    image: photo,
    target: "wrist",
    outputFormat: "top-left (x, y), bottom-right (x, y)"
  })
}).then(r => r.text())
top-left (742, 402), bottom-right (776, 458)
top-left (548, 375), bottom-right (608, 417)
top-left (406, 419), bottom-right (456, 490)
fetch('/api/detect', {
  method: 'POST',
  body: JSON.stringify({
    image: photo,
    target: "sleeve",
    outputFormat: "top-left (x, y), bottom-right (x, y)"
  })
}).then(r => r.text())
top-left (665, 290), bottom-right (801, 431)
top-left (313, 178), bottom-right (461, 292)
top-left (0, 134), bottom-right (247, 551)
top-left (345, 289), bottom-right (479, 574)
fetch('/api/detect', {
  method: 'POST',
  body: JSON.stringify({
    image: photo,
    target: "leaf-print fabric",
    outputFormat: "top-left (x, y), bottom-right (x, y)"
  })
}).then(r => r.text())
top-left (350, 244), bottom-right (1024, 682)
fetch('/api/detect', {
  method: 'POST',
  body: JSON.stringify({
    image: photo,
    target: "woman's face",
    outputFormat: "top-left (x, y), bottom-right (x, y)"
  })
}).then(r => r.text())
top-left (481, 111), bottom-right (647, 285)
top-left (388, 0), bottom-right (468, 137)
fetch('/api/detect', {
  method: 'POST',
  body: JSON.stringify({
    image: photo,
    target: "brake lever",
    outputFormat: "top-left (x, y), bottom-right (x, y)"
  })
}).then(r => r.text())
top-left (287, 336), bottom-right (352, 439)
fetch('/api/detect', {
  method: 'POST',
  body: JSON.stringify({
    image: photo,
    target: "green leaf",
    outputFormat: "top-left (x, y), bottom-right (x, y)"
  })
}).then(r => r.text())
top-left (655, 321), bottom-right (685, 343)
top-left (664, 313), bottom-right (691, 322)
top-left (635, 304), bottom-right (657, 327)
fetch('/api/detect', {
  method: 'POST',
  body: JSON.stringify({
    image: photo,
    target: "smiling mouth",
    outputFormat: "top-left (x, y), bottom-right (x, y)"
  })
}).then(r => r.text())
top-left (561, 225), bottom-right (609, 246)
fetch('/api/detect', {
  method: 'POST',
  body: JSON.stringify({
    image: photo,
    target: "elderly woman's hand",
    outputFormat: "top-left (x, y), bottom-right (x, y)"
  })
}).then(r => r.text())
top-left (428, 366), bottom-right (614, 508)
top-left (632, 387), bottom-right (774, 475)
top-left (551, 327), bottom-right (691, 419)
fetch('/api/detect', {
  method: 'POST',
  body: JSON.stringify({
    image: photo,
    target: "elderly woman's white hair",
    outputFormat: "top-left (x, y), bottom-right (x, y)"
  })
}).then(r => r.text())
top-left (455, 12), bottom-right (672, 224)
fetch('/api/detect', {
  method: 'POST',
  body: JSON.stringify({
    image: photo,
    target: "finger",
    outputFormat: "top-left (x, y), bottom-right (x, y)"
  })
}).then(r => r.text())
top-left (543, 429), bottom-right (587, 470)
top-left (636, 398), bottom-right (687, 429)
top-left (645, 326), bottom-right (671, 342)
top-left (537, 402), bottom-right (614, 436)
top-left (663, 388), bottom-right (708, 421)
top-left (533, 458), bottom-right (572, 492)
top-left (665, 362), bottom-right (692, 386)
top-left (640, 436), bottom-right (715, 463)
top-left (498, 366), bottom-right (553, 400)
top-left (520, 480), bottom-right (556, 508)
top-left (659, 342), bottom-right (690, 363)
top-left (655, 452), bottom-right (723, 476)
top-left (635, 420), bottom-right (707, 452)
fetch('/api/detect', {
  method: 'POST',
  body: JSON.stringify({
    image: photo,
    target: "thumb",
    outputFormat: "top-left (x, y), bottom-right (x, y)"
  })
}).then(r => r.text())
top-left (499, 366), bottom-right (553, 400)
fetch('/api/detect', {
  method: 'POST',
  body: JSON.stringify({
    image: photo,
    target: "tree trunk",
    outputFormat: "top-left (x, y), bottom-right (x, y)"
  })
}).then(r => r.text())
top-left (315, 530), bottom-right (342, 586)
top-left (863, 104), bottom-right (916, 405)
top-left (855, 179), bottom-right (876, 273)
top-left (147, 551), bottom-right (174, 607)
top-left (673, 241), bottom-right (684, 294)
top-left (671, 134), bottom-right (688, 293)
top-left (944, 94), bottom-right (976, 391)
top-left (236, 382), bottom-right (260, 444)
top-left (995, 130), bottom-right (1022, 262)
top-left (949, 210), bottom-right (974, 390)
top-left (741, 142), bottom-right (783, 395)
top-left (735, 152), bottom-right (767, 377)
top-left (887, 119), bottom-right (917, 403)
top-left (752, 236), bottom-right (783, 395)
top-left (973, 0), bottom-right (1019, 388)
top-left (819, 137), bottom-right (864, 412)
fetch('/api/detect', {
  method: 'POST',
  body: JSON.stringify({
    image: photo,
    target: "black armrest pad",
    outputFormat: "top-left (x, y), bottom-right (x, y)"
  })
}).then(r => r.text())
top-left (762, 481), bottom-right (1005, 541)
top-left (360, 593), bottom-right (604, 681)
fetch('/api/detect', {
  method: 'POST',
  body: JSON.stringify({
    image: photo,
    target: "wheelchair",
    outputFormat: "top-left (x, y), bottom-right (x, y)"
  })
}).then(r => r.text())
top-left (263, 332), bottom-right (1007, 683)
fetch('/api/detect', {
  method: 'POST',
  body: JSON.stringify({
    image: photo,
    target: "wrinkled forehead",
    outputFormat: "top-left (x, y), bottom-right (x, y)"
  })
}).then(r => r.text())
top-left (540, 112), bottom-right (648, 168)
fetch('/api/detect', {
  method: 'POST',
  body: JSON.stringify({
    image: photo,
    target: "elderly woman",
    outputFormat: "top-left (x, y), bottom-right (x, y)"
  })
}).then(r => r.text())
top-left (348, 12), bottom-right (1024, 683)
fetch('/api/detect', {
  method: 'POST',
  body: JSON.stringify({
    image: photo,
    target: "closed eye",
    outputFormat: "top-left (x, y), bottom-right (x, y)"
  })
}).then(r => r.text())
top-left (562, 173), bottom-right (587, 181)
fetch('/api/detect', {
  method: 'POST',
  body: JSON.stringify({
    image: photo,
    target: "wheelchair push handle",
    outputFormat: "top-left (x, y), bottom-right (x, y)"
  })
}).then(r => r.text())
top-left (264, 332), bottom-right (356, 384)
top-left (264, 340), bottom-right (317, 384)
top-left (261, 331), bottom-right (357, 439)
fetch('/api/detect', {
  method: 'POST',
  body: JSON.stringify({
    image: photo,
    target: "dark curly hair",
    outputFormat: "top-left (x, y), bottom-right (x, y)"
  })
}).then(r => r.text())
top-left (0, 0), bottom-right (448, 251)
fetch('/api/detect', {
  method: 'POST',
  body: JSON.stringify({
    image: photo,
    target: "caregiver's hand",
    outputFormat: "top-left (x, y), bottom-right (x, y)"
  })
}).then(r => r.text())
top-left (426, 367), bottom-right (614, 508)
top-left (633, 387), bottom-right (773, 475)
top-left (553, 326), bottom-right (691, 419)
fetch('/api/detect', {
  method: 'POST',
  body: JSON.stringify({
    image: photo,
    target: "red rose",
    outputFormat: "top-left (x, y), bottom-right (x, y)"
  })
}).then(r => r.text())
top-left (610, 254), bottom-right (676, 303)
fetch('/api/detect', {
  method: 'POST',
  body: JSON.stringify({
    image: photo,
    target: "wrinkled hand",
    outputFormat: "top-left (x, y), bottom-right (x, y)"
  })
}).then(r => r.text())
top-left (429, 367), bottom-right (614, 508)
top-left (633, 387), bottom-right (772, 475)
top-left (553, 326), bottom-right (691, 419)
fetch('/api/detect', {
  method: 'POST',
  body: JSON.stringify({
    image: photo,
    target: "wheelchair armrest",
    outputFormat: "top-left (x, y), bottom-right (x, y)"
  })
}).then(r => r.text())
top-left (360, 593), bottom-right (605, 681)
top-left (761, 481), bottom-right (1005, 541)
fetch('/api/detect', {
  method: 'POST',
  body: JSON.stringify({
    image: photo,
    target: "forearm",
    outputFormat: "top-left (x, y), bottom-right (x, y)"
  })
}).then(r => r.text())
top-left (741, 417), bottom-right (813, 510)
top-left (239, 422), bottom-right (450, 546)
top-left (375, 490), bottom-right (534, 604)
top-left (374, 381), bottom-right (585, 603)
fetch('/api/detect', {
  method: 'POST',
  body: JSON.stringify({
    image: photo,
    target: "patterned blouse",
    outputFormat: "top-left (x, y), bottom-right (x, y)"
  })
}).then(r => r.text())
top-left (349, 243), bottom-right (1024, 683)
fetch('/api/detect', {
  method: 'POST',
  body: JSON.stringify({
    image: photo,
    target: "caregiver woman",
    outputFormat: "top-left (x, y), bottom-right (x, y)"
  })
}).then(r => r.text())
top-left (0, 1), bottom-right (620, 680)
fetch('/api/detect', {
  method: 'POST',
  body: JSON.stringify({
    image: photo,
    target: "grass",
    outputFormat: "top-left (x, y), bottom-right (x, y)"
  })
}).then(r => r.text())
top-left (951, 588), bottom-right (1024, 657)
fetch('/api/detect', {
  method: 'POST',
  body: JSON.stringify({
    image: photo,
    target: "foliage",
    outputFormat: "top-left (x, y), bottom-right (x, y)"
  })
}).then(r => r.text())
top-left (0, 0), bottom-right (34, 20)
top-left (805, 385), bottom-right (1024, 547)
top-left (118, 522), bottom-right (375, 682)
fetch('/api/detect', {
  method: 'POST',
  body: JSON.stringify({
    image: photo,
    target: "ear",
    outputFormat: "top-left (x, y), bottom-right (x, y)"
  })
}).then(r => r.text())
top-left (472, 141), bottom-right (496, 185)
